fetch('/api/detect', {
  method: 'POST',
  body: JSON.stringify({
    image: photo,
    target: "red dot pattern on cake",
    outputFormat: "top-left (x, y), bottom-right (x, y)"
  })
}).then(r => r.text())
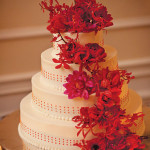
top-left (120, 90), bottom-right (129, 109)
top-left (23, 142), bottom-right (31, 150)
top-left (99, 39), bottom-right (104, 47)
top-left (53, 42), bottom-right (55, 48)
top-left (20, 121), bottom-right (82, 147)
top-left (129, 116), bottom-right (144, 134)
top-left (41, 66), bottom-right (67, 83)
top-left (32, 93), bottom-right (80, 115)
top-left (99, 55), bottom-right (118, 71)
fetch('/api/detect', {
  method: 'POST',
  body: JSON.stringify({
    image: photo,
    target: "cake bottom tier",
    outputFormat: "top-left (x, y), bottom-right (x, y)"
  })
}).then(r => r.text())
top-left (18, 89), bottom-right (145, 150)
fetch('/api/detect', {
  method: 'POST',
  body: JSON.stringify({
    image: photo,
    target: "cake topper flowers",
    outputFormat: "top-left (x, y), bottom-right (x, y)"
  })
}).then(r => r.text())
top-left (40, 0), bottom-right (113, 33)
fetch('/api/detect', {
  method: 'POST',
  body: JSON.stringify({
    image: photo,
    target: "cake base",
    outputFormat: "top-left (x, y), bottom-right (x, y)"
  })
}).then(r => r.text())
top-left (18, 89), bottom-right (145, 150)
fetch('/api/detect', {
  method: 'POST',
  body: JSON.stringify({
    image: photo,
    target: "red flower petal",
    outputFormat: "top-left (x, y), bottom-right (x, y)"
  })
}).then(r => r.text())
top-left (64, 63), bottom-right (70, 69)
top-left (112, 74), bottom-right (120, 86)
top-left (52, 58), bottom-right (60, 63)
top-left (86, 81), bottom-right (94, 87)
top-left (55, 64), bottom-right (62, 69)
top-left (81, 90), bottom-right (89, 100)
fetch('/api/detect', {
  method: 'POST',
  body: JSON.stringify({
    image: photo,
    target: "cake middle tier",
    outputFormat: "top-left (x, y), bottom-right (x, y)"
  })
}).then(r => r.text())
top-left (32, 72), bottom-right (129, 120)
top-left (41, 45), bottom-right (118, 93)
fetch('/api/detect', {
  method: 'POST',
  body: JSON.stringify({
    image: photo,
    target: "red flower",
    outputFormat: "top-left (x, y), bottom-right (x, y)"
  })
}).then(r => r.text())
top-left (52, 34), bottom-right (107, 72)
top-left (73, 105), bottom-right (121, 138)
top-left (73, 107), bottom-right (95, 138)
top-left (82, 43), bottom-right (107, 66)
top-left (92, 68), bottom-right (124, 96)
top-left (63, 71), bottom-right (94, 100)
top-left (47, 14), bottom-right (68, 33)
top-left (73, 106), bottom-right (145, 149)
top-left (74, 138), bottom-right (106, 150)
top-left (74, 43), bottom-right (106, 63)
top-left (120, 70), bottom-right (135, 84)
top-left (97, 88), bottom-right (121, 107)
top-left (125, 134), bottom-right (145, 150)
top-left (97, 90), bottom-right (115, 107)
top-left (58, 40), bottom-right (81, 64)
top-left (57, 41), bottom-right (106, 68)
top-left (52, 58), bottom-right (70, 69)
top-left (91, 5), bottom-right (113, 30)
top-left (40, 0), bottom-right (113, 33)
top-left (122, 112), bottom-right (144, 128)
top-left (85, 138), bottom-right (105, 150)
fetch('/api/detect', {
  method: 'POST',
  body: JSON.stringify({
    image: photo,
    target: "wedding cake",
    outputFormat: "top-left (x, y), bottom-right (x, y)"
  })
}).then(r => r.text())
top-left (18, 0), bottom-right (145, 149)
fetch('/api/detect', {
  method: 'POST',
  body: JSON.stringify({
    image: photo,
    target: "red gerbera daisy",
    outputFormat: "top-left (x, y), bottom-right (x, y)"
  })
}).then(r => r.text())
top-left (63, 70), bottom-right (94, 100)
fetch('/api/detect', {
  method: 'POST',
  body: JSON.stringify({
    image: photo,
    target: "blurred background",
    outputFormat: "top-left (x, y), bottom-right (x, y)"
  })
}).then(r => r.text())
top-left (0, 0), bottom-right (150, 119)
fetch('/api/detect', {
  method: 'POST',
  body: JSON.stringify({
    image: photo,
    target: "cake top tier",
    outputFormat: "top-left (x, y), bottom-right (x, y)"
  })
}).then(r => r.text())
top-left (40, 0), bottom-right (113, 33)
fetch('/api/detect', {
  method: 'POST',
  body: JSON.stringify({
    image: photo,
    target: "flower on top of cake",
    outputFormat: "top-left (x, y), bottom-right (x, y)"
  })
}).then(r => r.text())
top-left (40, 0), bottom-right (113, 33)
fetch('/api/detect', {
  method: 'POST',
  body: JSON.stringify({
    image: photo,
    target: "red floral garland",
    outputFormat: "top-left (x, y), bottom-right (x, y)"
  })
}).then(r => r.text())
top-left (41, 0), bottom-right (146, 149)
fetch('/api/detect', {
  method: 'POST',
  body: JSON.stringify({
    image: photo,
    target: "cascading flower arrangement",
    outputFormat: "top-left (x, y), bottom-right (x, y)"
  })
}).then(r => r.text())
top-left (41, 0), bottom-right (146, 149)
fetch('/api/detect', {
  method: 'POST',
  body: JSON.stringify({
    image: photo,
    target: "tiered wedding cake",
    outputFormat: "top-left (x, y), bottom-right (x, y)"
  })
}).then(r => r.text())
top-left (18, 0), bottom-right (145, 149)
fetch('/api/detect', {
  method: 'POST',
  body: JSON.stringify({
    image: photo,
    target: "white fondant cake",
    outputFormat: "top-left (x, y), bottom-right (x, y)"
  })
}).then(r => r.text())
top-left (18, 31), bottom-right (145, 149)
